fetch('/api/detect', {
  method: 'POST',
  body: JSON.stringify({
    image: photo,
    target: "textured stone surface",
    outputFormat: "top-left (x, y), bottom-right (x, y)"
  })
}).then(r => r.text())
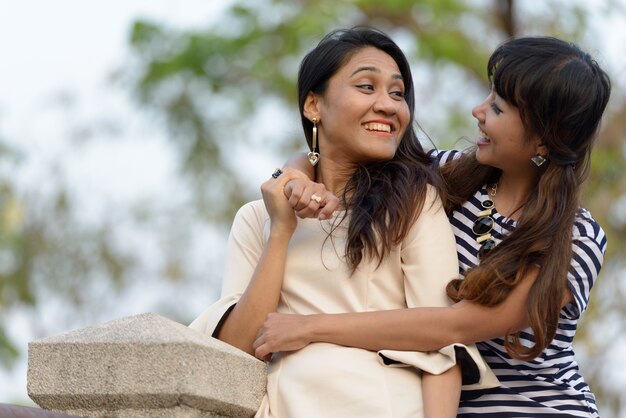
top-left (28, 313), bottom-right (266, 418)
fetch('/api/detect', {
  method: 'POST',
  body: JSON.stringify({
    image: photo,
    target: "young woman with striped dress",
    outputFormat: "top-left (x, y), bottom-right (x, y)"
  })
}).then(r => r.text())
top-left (255, 36), bottom-right (611, 417)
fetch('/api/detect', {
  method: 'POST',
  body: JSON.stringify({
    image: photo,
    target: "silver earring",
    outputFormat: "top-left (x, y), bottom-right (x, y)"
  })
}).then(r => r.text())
top-left (531, 154), bottom-right (547, 167)
top-left (307, 118), bottom-right (320, 166)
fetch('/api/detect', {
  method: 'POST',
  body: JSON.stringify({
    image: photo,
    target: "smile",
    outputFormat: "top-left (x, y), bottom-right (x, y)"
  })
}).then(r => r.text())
top-left (477, 129), bottom-right (491, 145)
top-left (363, 122), bottom-right (393, 133)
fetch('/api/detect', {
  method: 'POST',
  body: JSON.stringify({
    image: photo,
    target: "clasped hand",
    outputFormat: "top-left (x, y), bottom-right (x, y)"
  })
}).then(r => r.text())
top-left (283, 176), bottom-right (340, 220)
top-left (261, 169), bottom-right (340, 232)
top-left (253, 312), bottom-right (313, 361)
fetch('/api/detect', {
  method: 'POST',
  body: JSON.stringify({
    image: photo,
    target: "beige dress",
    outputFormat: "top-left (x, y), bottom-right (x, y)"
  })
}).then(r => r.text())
top-left (190, 187), bottom-right (498, 417)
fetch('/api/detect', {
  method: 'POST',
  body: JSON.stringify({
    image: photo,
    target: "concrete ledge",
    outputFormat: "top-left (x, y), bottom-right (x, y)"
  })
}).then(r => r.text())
top-left (28, 313), bottom-right (266, 418)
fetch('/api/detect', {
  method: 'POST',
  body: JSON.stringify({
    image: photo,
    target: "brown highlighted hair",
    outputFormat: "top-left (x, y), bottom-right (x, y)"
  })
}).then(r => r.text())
top-left (444, 37), bottom-right (611, 360)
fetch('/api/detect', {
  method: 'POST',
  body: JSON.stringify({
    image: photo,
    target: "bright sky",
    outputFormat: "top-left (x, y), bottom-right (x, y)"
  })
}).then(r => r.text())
top-left (0, 0), bottom-right (234, 208)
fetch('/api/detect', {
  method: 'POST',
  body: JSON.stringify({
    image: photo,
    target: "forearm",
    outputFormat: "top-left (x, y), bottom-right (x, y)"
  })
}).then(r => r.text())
top-left (309, 292), bottom-right (529, 352)
top-left (422, 366), bottom-right (461, 418)
top-left (254, 271), bottom-right (533, 359)
top-left (284, 152), bottom-right (315, 180)
top-left (303, 268), bottom-right (536, 351)
top-left (309, 307), bottom-right (461, 352)
top-left (218, 234), bottom-right (290, 354)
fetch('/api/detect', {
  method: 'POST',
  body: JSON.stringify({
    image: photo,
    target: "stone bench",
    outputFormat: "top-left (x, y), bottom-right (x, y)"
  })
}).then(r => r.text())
top-left (27, 313), bottom-right (267, 418)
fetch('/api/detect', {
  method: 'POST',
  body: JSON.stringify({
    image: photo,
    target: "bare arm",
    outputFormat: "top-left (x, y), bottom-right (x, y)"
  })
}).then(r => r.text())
top-left (311, 269), bottom-right (534, 351)
top-left (285, 152), bottom-right (315, 179)
top-left (253, 268), bottom-right (535, 357)
top-left (217, 170), bottom-right (301, 355)
top-left (422, 366), bottom-right (461, 418)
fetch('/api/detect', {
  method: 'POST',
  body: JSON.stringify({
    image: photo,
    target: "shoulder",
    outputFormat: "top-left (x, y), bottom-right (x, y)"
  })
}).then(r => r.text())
top-left (423, 184), bottom-right (445, 213)
top-left (403, 184), bottom-right (446, 224)
top-left (231, 199), bottom-right (269, 232)
top-left (427, 149), bottom-right (462, 167)
top-left (235, 199), bottom-right (266, 216)
top-left (402, 184), bottom-right (452, 245)
top-left (572, 208), bottom-right (607, 260)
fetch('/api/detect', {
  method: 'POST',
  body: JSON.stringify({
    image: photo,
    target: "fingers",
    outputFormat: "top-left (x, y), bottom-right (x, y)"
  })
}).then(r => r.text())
top-left (261, 169), bottom-right (307, 232)
top-left (264, 167), bottom-right (305, 190)
top-left (316, 193), bottom-right (340, 220)
top-left (254, 323), bottom-right (276, 362)
top-left (283, 178), bottom-right (339, 220)
top-left (271, 168), bottom-right (283, 179)
top-left (253, 332), bottom-right (269, 361)
top-left (262, 168), bottom-right (310, 206)
top-left (254, 343), bottom-right (271, 362)
top-left (293, 190), bottom-right (338, 220)
top-left (284, 180), bottom-right (306, 208)
top-left (285, 179), bottom-right (317, 211)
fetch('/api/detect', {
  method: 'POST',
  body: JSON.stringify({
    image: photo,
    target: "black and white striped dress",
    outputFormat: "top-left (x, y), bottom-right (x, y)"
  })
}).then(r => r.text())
top-left (431, 150), bottom-right (605, 417)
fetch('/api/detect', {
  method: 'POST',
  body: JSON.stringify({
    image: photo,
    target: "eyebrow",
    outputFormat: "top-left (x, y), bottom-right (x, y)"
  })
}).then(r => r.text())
top-left (350, 66), bottom-right (404, 80)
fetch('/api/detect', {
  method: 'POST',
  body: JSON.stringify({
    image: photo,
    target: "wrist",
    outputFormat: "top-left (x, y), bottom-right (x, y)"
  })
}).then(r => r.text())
top-left (268, 224), bottom-right (296, 240)
top-left (306, 314), bottom-right (327, 343)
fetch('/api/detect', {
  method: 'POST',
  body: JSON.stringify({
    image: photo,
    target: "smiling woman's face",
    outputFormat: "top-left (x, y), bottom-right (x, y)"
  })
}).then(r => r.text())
top-left (307, 47), bottom-right (410, 166)
top-left (472, 90), bottom-right (543, 174)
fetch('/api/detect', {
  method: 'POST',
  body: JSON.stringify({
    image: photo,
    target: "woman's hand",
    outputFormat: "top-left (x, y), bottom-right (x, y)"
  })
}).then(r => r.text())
top-left (253, 312), bottom-right (314, 361)
top-left (283, 178), bottom-right (340, 220)
top-left (261, 168), bottom-right (308, 236)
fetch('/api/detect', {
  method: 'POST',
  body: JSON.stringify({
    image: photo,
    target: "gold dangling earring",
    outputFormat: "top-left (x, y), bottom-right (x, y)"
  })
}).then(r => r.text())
top-left (307, 118), bottom-right (320, 166)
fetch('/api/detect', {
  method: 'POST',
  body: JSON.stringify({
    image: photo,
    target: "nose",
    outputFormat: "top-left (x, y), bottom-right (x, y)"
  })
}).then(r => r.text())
top-left (372, 92), bottom-right (397, 115)
top-left (472, 98), bottom-right (487, 123)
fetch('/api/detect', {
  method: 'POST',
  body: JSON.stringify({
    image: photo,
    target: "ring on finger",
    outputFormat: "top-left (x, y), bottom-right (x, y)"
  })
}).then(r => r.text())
top-left (310, 194), bottom-right (322, 203)
top-left (271, 168), bottom-right (283, 179)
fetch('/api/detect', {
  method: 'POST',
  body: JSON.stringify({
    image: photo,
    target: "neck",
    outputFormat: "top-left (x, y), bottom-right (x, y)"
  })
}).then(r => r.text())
top-left (315, 157), bottom-right (357, 206)
top-left (492, 171), bottom-right (539, 219)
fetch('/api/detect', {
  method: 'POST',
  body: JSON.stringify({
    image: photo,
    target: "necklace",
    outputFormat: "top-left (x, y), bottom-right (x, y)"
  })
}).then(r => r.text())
top-left (491, 181), bottom-right (527, 220)
top-left (490, 182), bottom-right (498, 196)
top-left (473, 186), bottom-right (498, 259)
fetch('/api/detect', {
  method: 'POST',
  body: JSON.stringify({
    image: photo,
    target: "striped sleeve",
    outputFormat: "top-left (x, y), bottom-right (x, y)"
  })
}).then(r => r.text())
top-left (565, 209), bottom-right (607, 319)
top-left (427, 149), bottom-right (461, 167)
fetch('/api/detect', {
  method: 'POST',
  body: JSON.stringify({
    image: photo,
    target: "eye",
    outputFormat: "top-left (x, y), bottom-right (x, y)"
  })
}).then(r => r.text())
top-left (356, 84), bottom-right (374, 91)
top-left (490, 102), bottom-right (502, 115)
top-left (391, 90), bottom-right (405, 99)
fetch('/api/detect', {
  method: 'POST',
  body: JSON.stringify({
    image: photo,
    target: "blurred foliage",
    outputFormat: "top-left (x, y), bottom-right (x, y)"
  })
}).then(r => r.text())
top-left (0, 151), bottom-right (23, 365)
top-left (579, 99), bottom-right (626, 415)
top-left (1, 0), bottom-right (625, 415)
top-left (0, 136), bottom-right (136, 366)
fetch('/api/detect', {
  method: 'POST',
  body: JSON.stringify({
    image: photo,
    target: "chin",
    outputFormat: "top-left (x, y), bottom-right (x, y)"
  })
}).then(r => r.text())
top-left (475, 149), bottom-right (490, 165)
top-left (372, 153), bottom-right (397, 163)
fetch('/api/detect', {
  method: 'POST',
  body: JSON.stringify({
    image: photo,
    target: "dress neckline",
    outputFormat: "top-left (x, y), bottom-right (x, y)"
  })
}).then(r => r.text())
top-left (479, 187), bottom-right (517, 227)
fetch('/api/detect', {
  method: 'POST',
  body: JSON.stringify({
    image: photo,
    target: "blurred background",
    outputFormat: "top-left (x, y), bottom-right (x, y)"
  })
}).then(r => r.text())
top-left (1, 0), bottom-right (625, 415)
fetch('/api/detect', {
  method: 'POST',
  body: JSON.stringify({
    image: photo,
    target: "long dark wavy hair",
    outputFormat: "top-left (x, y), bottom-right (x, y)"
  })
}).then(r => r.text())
top-left (298, 28), bottom-right (443, 272)
top-left (444, 36), bottom-right (611, 360)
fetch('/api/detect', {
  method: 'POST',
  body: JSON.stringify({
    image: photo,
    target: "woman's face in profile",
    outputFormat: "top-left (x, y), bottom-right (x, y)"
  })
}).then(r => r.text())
top-left (314, 47), bottom-right (410, 165)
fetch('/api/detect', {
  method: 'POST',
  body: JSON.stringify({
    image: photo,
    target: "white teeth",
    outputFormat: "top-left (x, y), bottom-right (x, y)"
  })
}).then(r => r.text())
top-left (364, 122), bottom-right (391, 133)
top-left (479, 129), bottom-right (489, 139)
